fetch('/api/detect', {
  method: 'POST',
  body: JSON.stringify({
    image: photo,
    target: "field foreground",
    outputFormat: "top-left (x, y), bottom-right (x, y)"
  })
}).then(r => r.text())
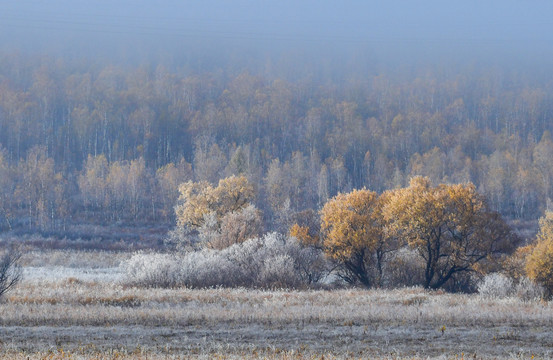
top-left (1, 252), bottom-right (553, 359)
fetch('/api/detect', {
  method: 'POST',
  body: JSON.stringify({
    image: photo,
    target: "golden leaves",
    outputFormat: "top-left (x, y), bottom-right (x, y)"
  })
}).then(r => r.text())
top-left (320, 188), bottom-right (383, 261)
top-left (526, 211), bottom-right (553, 293)
top-left (289, 223), bottom-right (318, 247)
top-left (381, 176), bottom-right (515, 288)
top-left (175, 175), bottom-right (255, 229)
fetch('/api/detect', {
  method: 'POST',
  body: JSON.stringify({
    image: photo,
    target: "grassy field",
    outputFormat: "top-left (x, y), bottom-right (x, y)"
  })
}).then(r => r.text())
top-left (1, 249), bottom-right (553, 359)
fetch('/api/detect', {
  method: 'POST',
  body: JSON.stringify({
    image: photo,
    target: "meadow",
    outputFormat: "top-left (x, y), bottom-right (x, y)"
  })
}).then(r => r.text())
top-left (0, 247), bottom-right (551, 359)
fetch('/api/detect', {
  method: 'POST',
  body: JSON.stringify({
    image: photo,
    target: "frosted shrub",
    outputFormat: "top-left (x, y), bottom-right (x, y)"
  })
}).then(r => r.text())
top-left (515, 277), bottom-right (545, 302)
top-left (259, 254), bottom-right (299, 288)
top-left (477, 273), bottom-right (514, 299)
top-left (223, 236), bottom-right (264, 285)
top-left (180, 249), bottom-right (238, 287)
top-left (252, 233), bottom-right (303, 287)
top-left (122, 252), bottom-right (181, 288)
top-left (123, 232), bottom-right (329, 288)
top-left (223, 233), bottom-right (304, 287)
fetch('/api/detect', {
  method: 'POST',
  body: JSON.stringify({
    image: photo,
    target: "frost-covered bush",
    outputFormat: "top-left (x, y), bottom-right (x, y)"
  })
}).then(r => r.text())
top-left (477, 273), bottom-right (546, 301)
top-left (293, 245), bottom-right (329, 284)
top-left (221, 232), bottom-right (313, 288)
top-left (515, 277), bottom-right (545, 302)
top-left (122, 252), bottom-right (181, 288)
top-left (179, 249), bottom-right (238, 287)
top-left (477, 273), bottom-right (514, 299)
top-left (259, 254), bottom-right (298, 287)
top-left (123, 232), bottom-right (329, 288)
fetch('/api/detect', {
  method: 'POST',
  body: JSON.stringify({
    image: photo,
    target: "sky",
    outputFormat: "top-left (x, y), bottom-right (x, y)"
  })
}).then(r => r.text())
top-left (1, 1), bottom-right (552, 72)
top-left (2, 1), bottom-right (552, 40)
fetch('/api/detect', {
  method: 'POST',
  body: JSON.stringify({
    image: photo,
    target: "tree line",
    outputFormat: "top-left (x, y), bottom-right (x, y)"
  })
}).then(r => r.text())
top-left (167, 174), bottom-right (552, 295)
top-left (2, 53), bottom-right (553, 231)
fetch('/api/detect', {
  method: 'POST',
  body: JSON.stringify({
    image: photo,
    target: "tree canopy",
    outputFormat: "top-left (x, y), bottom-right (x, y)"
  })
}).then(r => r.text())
top-left (526, 211), bottom-right (553, 295)
top-left (383, 177), bottom-right (517, 289)
top-left (320, 188), bottom-right (392, 287)
top-left (175, 175), bottom-right (255, 230)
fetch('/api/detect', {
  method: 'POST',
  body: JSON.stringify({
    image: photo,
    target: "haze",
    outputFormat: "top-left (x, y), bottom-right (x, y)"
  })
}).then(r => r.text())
top-left (2, 1), bottom-right (553, 75)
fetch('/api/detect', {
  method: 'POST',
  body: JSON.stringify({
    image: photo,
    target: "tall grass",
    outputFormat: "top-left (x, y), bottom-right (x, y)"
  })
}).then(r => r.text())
top-left (2, 248), bottom-right (553, 359)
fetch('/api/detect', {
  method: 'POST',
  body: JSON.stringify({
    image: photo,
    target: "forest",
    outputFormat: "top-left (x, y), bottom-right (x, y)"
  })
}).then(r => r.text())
top-left (4, 2), bottom-right (553, 358)
top-left (1, 51), bottom-right (553, 235)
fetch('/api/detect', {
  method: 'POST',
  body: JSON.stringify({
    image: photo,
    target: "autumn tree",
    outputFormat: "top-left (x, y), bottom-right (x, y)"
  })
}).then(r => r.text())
top-left (289, 209), bottom-right (321, 248)
top-left (155, 159), bottom-right (193, 221)
top-left (533, 131), bottom-right (553, 204)
top-left (213, 175), bottom-right (256, 216)
top-left (126, 157), bottom-right (152, 219)
top-left (526, 211), bottom-right (553, 295)
top-left (105, 161), bottom-right (127, 220)
top-left (15, 146), bottom-right (67, 230)
top-left (384, 177), bottom-right (517, 290)
top-left (290, 223), bottom-right (317, 247)
top-left (174, 175), bottom-right (258, 248)
top-left (78, 154), bottom-right (109, 217)
top-left (320, 188), bottom-right (393, 288)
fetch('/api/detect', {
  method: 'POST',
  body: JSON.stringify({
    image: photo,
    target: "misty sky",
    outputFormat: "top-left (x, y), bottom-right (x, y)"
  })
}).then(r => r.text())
top-left (1, 1), bottom-right (553, 71)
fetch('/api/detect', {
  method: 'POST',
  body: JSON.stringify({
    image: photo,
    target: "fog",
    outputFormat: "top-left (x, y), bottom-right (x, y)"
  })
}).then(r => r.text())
top-left (1, 1), bottom-right (553, 77)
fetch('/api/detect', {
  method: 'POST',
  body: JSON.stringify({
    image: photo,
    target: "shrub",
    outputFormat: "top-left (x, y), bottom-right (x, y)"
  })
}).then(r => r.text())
top-left (477, 273), bottom-right (514, 299)
top-left (515, 277), bottom-right (545, 302)
top-left (179, 249), bottom-right (237, 287)
top-left (122, 252), bottom-right (181, 288)
top-left (122, 233), bottom-right (329, 289)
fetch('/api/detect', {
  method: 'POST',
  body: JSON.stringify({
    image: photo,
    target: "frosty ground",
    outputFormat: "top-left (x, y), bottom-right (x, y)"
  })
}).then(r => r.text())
top-left (1, 249), bottom-right (553, 359)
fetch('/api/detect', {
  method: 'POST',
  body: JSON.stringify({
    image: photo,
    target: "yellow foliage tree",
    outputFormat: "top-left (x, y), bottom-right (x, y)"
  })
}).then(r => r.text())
top-left (504, 244), bottom-right (534, 282)
top-left (213, 175), bottom-right (255, 216)
top-left (175, 180), bottom-right (214, 228)
top-left (384, 176), bottom-right (516, 290)
top-left (526, 211), bottom-right (553, 294)
top-left (289, 223), bottom-right (318, 247)
top-left (320, 188), bottom-right (392, 287)
top-left (175, 175), bottom-right (255, 230)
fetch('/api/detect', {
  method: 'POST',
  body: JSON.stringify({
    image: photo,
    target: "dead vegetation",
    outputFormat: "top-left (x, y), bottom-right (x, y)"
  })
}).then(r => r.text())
top-left (1, 254), bottom-right (553, 359)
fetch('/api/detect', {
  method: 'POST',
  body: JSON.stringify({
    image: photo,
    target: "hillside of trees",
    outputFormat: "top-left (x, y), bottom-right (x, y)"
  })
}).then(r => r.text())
top-left (1, 53), bottom-right (553, 235)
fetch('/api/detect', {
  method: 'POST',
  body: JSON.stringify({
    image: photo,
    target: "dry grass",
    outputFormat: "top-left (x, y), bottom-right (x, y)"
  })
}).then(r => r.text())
top-left (5, 279), bottom-right (553, 328)
top-left (19, 249), bottom-right (131, 268)
top-left (0, 351), bottom-right (547, 360)
top-left (2, 250), bottom-right (553, 359)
